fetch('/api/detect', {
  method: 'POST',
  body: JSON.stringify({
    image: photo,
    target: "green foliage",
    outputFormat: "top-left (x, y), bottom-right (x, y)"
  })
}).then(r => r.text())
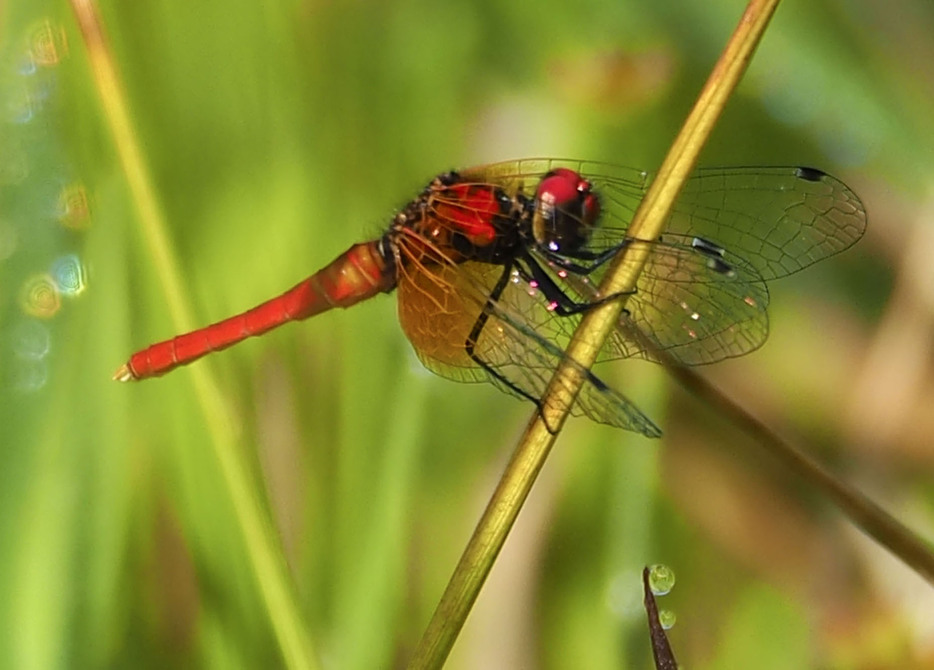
top-left (1, 0), bottom-right (931, 668)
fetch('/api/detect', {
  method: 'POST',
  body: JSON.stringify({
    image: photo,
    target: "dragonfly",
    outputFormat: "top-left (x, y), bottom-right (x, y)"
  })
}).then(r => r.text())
top-left (114, 159), bottom-right (866, 437)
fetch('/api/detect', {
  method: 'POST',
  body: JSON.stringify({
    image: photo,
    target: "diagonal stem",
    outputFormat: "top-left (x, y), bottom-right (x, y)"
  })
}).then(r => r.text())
top-left (407, 1), bottom-right (783, 667)
top-left (664, 360), bottom-right (934, 583)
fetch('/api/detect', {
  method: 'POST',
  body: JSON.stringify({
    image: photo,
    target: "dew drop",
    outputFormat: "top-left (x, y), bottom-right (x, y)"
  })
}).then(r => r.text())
top-left (647, 563), bottom-right (676, 596)
top-left (658, 609), bottom-right (677, 630)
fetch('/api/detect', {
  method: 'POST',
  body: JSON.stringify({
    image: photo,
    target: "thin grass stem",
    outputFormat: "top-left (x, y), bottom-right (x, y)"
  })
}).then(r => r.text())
top-left (68, 2), bottom-right (317, 667)
top-left (408, 1), bottom-right (783, 667)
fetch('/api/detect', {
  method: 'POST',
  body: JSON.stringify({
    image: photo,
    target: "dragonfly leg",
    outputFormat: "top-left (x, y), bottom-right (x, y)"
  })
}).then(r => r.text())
top-left (535, 240), bottom-right (628, 275)
top-left (464, 262), bottom-right (558, 432)
top-left (518, 253), bottom-right (633, 317)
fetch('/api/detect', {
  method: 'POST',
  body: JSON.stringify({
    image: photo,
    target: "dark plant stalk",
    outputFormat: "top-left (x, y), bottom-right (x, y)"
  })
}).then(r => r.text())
top-left (662, 357), bottom-right (934, 583)
top-left (643, 567), bottom-right (678, 670)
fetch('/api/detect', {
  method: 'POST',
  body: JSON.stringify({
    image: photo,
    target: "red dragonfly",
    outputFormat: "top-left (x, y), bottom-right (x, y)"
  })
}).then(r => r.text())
top-left (115, 159), bottom-right (866, 437)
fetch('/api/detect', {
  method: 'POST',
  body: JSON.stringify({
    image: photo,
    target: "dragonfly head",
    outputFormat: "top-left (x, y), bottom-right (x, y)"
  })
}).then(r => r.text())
top-left (532, 168), bottom-right (601, 253)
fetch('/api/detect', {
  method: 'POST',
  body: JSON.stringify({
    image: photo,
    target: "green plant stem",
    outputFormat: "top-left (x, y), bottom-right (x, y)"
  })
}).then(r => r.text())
top-left (69, 2), bottom-right (317, 667)
top-left (407, 1), bottom-right (783, 667)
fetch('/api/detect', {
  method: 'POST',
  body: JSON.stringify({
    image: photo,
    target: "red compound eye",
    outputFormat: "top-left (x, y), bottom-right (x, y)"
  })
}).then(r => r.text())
top-left (533, 168), bottom-right (601, 251)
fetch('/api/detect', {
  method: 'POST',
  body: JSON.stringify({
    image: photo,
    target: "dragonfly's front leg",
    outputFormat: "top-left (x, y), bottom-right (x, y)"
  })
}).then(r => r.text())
top-left (535, 239), bottom-right (630, 275)
top-left (516, 252), bottom-right (633, 317)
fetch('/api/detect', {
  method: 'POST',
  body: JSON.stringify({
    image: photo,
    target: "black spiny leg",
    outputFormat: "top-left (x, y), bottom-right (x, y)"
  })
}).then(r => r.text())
top-left (537, 239), bottom-right (629, 275)
top-left (464, 260), bottom-right (652, 435)
top-left (465, 262), bottom-right (547, 417)
top-left (517, 252), bottom-right (633, 317)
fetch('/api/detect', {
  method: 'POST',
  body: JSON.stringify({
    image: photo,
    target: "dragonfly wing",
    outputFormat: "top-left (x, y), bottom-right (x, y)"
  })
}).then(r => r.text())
top-left (395, 242), bottom-right (662, 436)
top-left (590, 166), bottom-right (867, 280)
top-left (478, 301), bottom-right (662, 436)
top-left (458, 158), bottom-right (649, 201)
top-left (520, 236), bottom-right (769, 366)
top-left (396, 255), bottom-right (492, 385)
top-left (609, 236), bottom-right (770, 365)
top-left (462, 160), bottom-right (866, 281)
top-left (464, 162), bottom-right (859, 366)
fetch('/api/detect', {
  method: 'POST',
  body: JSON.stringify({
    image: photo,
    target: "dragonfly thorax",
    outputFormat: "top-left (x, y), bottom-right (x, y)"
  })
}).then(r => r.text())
top-left (389, 171), bottom-right (526, 269)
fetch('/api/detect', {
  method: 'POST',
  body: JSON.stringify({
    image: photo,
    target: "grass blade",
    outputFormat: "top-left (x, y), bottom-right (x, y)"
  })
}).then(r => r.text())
top-left (68, 1), bottom-right (317, 666)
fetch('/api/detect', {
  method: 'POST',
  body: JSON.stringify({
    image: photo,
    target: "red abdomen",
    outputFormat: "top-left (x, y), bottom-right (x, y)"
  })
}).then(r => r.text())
top-left (117, 241), bottom-right (394, 381)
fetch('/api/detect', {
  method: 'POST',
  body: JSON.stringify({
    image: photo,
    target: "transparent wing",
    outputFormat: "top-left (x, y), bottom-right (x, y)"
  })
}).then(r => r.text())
top-left (395, 240), bottom-right (662, 436)
top-left (522, 236), bottom-right (770, 366)
top-left (457, 159), bottom-right (864, 365)
top-left (461, 159), bottom-right (867, 280)
top-left (594, 165), bottom-right (867, 280)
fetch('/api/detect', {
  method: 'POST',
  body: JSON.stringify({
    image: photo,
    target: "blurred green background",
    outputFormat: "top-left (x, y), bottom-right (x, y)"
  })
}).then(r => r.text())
top-left (2, 0), bottom-right (933, 667)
